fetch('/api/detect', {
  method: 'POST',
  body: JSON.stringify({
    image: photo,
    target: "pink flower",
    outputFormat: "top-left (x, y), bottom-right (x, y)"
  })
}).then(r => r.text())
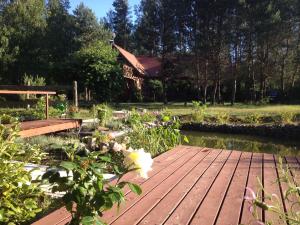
top-left (245, 187), bottom-right (257, 202)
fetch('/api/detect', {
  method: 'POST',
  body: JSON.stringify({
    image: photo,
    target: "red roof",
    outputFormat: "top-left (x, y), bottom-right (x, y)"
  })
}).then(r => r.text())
top-left (113, 44), bottom-right (161, 78)
top-left (136, 56), bottom-right (161, 78)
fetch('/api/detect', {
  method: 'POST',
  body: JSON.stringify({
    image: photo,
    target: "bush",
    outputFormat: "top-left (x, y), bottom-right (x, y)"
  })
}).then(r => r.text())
top-left (146, 79), bottom-right (163, 101)
top-left (128, 117), bottom-right (182, 157)
top-left (93, 104), bottom-right (113, 127)
top-left (191, 101), bottom-right (207, 122)
top-left (74, 41), bottom-right (124, 102)
top-left (279, 112), bottom-right (296, 124)
top-left (0, 114), bottom-right (16, 124)
top-left (215, 113), bottom-right (230, 124)
top-left (0, 122), bottom-right (45, 224)
top-left (127, 109), bottom-right (156, 127)
top-left (244, 113), bottom-right (261, 124)
top-left (42, 141), bottom-right (152, 224)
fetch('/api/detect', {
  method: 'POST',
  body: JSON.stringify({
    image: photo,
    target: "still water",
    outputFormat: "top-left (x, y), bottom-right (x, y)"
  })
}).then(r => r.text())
top-left (182, 131), bottom-right (300, 156)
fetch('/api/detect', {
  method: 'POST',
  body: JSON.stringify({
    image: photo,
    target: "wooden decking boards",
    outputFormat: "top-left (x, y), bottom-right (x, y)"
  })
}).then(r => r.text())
top-left (19, 119), bottom-right (82, 138)
top-left (32, 146), bottom-right (300, 225)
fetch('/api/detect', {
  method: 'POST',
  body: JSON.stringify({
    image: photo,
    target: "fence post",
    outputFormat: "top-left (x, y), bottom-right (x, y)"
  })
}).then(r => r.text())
top-left (73, 81), bottom-right (78, 110)
top-left (45, 93), bottom-right (49, 119)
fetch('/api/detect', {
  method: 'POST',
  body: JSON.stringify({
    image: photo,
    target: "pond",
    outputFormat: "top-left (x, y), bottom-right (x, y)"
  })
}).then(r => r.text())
top-left (182, 131), bottom-right (300, 156)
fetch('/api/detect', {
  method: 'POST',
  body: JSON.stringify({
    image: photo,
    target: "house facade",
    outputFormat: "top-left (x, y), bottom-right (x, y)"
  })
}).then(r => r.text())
top-left (113, 44), bottom-right (161, 99)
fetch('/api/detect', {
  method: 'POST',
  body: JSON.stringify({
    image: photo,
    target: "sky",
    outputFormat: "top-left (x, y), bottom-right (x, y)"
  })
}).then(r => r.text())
top-left (69, 0), bottom-right (141, 20)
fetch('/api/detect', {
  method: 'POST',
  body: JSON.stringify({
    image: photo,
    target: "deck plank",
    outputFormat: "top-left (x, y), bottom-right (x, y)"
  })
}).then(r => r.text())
top-left (214, 152), bottom-right (252, 225)
top-left (111, 149), bottom-right (211, 225)
top-left (240, 153), bottom-right (264, 225)
top-left (102, 147), bottom-right (202, 223)
top-left (285, 156), bottom-right (300, 185)
top-left (189, 151), bottom-right (242, 225)
top-left (138, 150), bottom-right (221, 225)
top-left (163, 150), bottom-right (231, 225)
top-left (110, 146), bottom-right (194, 190)
top-left (264, 154), bottom-right (287, 225)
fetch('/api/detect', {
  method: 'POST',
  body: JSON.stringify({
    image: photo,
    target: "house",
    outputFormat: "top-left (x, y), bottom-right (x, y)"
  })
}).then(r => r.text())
top-left (113, 44), bottom-right (162, 95)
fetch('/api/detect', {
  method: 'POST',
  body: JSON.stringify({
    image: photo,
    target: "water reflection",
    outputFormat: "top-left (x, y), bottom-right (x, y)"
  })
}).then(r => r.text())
top-left (182, 131), bottom-right (300, 156)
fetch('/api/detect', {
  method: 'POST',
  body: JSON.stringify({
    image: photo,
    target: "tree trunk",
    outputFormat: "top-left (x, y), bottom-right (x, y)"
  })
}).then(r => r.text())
top-left (217, 71), bottom-right (221, 104)
top-left (231, 55), bottom-right (237, 105)
top-left (162, 78), bottom-right (168, 105)
top-left (280, 39), bottom-right (289, 97)
top-left (203, 59), bottom-right (209, 104)
top-left (196, 56), bottom-right (201, 100)
top-left (212, 79), bottom-right (218, 105)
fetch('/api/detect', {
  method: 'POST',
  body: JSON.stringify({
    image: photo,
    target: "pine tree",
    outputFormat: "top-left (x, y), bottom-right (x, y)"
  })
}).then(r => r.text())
top-left (134, 0), bottom-right (160, 55)
top-left (111, 0), bottom-right (132, 49)
top-left (73, 3), bottom-right (111, 48)
top-left (45, 0), bottom-right (75, 83)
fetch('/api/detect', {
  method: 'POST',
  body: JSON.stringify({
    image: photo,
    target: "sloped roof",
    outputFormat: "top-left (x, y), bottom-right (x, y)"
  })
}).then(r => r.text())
top-left (113, 44), bottom-right (161, 77)
top-left (136, 56), bottom-right (161, 78)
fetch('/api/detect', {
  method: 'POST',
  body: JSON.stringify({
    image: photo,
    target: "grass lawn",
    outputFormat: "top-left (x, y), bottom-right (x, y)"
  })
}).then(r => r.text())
top-left (1, 102), bottom-right (300, 120)
top-left (114, 102), bottom-right (300, 117)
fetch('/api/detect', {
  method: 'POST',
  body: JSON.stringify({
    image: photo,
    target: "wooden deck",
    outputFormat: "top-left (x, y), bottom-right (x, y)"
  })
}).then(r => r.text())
top-left (32, 146), bottom-right (300, 225)
top-left (19, 119), bottom-right (82, 138)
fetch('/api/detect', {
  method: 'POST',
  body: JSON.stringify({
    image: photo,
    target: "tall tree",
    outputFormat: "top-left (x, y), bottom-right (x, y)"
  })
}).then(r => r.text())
top-left (110, 0), bottom-right (132, 49)
top-left (73, 3), bottom-right (111, 49)
top-left (134, 0), bottom-right (160, 55)
top-left (45, 0), bottom-right (75, 83)
top-left (0, 0), bottom-right (46, 83)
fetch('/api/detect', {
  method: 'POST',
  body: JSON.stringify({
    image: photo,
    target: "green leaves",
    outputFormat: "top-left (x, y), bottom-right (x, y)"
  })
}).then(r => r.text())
top-left (60, 161), bottom-right (78, 171)
top-left (183, 135), bottom-right (189, 144)
top-left (74, 41), bottom-right (123, 102)
top-left (43, 147), bottom-right (141, 224)
top-left (128, 183), bottom-right (142, 195)
top-left (0, 121), bottom-right (45, 224)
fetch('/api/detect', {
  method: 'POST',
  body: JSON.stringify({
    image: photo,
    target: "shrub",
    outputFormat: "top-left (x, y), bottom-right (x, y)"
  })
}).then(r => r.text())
top-left (68, 105), bottom-right (78, 118)
top-left (215, 113), bottom-right (230, 124)
top-left (74, 41), bottom-right (124, 102)
top-left (279, 112), bottom-right (296, 124)
top-left (146, 79), bottom-right (163, 101)
top-left (43, 142), bottom-right (152, 224)
top-left (127, 109), bottom-right (156, 127)
top-left (0, 109), bottom-right (38, 121)
top-left (191, 101), bottom-right (207, 122)
top-left (244, 113), bottom-right (261, 124)
top-left (128, 117), bottom-right (182, 157)
top-left (0, 122), bottom-right (45, 224)
top-left (0, 114), bottom-right (16, 124)
top-left (93, 104), bottom-right (113, 127)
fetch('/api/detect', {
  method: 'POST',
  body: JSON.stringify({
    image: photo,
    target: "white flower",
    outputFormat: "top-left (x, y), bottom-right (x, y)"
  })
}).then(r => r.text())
top-left (124, 148), bottom-right (153, 179)
top-left (112, 142), bottom-right (127, 152)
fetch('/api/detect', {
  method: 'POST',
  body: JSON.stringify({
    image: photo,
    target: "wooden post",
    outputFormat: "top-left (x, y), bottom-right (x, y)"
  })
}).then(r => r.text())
top-left (73, 81), bottom-right (78, 109)
top-left (45, 94), bottom-right (49, 119)
top-left (26, 81), bottom-right (30, 99)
